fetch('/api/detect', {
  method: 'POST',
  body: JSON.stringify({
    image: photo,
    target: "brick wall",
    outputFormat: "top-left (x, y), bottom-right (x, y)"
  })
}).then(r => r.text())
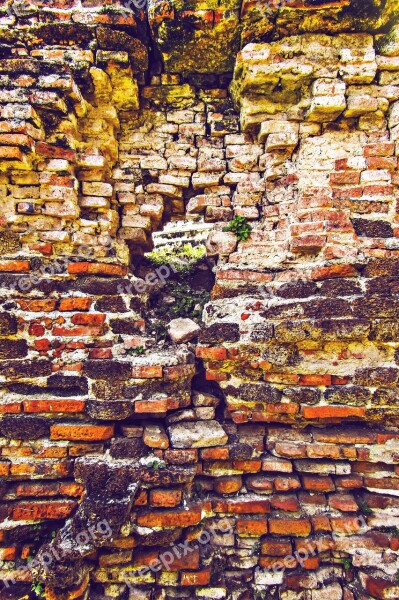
top-left (0, 1), bottom-right (399, 599)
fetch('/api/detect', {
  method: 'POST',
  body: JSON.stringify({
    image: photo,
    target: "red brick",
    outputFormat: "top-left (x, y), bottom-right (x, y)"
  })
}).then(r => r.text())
top-left (261, 540), bottom-right (292, 556)
top-left (364, 184), bottom-right (394, 196)
top-left (137, 507), bottom-right (202, 528)
top-left (12, 500), bottom-right (76, 521)
top-left (0, 402), bottom-right (21, 414)
top-left (330, 171), bottom-right (360, 185)
top-left (213, 498), bottom-right (270, 514)
top-left (23, 399), bottom-right (85, 413)
top-left (53, 326), bottom-right (103, 337)
top-left (36, 142), bottom-right (76, 161)
top-left (196, 347), bottom-right (227, 360)
top-left (201, 447), bottom-right (229, 460)
top-left (312, 516), bottom-right (331, 532)
top-left (17, 299), bottom-right (56, 312)
top-left (135, 398), bottom-right (179, 413)
top-left (181, 569), bottom-right (211, 586)
top-left (0, 547), bottom-right (17, 561)
top-left (59, 298), bottom-right (92, 311)
top-left (68, 262), bottom-right (127, 277)
top-left (330, 517), bottom-right (362, 534)
top-left (269, 518), bottom-right (311, 537)
top-left (71, 313), bottom-right (106, 326)
top-left (0, 260), bottom-right (30, 272)
top-left (236, 519), bottom-right (268, 536)
top-left (302, 405), bottom-right (365, 419)
top-left (364, 142), bottom-right (395, 157)
top-left (270, 494), bottom-right (300, 512)
top-left (131, 365), bottom-right (163, 378)
top-left (310, 265), bottom-right (357, 281)
top-left (164, 449), bottom-right (198, 464)
top-left (50, 424), bottom-right (114, 441)
top-left (214, 476), bottom-right (242, 494)
top-left (232, 460), bottom-right (262, 473)
top-left (367, 157), bottom-right (397, 170)
top-left (330, 493), bottom-right (358, 512)
top-left (163, 365), bottom-right (195, 381)
top-left (298, 374), bottom-right (332, 386)
top-left (150, 489), bottom-right (182, 508)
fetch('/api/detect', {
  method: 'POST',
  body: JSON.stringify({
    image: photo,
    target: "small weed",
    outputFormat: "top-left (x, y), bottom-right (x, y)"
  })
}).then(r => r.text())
top-left (31, 581), bottom-right (45, 598)
top-left (357, 499), bottom-right (373, 515)
top-left (140, 456), bottom-right (166, 470)
top-left (223, 215), bottom-right (252, 241)
top-left (396, 569), bottom-right (399, 583)
top-left (251, 540), bottom-right (262, 556)
top-left (146, 243), bottom-right (206, 273)
top-left (127, 346), bottom-right (145, 356)
top-left (343, 556), bottom-right (352, 570)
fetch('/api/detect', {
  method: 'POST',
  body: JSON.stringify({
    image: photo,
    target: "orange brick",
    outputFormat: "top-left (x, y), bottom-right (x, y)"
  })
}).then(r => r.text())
top-left (298, 374), bottom-right (332, 386)
top-left (150, 489), bottom-right (182, 508)
top-left (165, 548), bottom-right (200, 571)
top-left (214, 476), bottom-right (242, 495)
top-left (131, 366), bottom-right (163, 378)
top-left (137, 507), bottom-right (202, 528)
top-left (0, 260), bottom-right (30, 272)
top-left (331, 517), bottom-right (361, 534)
top-left (236, 519), bottom-right (267, 536)
top-left (181, 569), bottom-right (211, 586)
top-left (59, 483), bottom-right (85, 498)
top-left (201, 447), bottom-right (229, 460)
top-left (302, 406), bottom-right (365, 419)
top-left (259, 556), bottom-right (296, 569)
top-left (50, 424), bottom-right (114, 441)
top-left (196, 347), bottom-right (227, 360)
top-left (23, 399), bottom-right (85, 413)
top-left (0, 402), bottom-right (22, 413)
top-left (17, 299), bottom-right (56, 312)
top-left (261, 540), bottom-right (292, 556)
top-left (71, 313), bottom-right (106, 326)
top-left (0, 547), bottom-right (16, 561)
top-left (135, 398), bottom-right (179, 413)
top-left (310, 265), bottom-right (357, 281)
top-left (58, 298), bottom-right (92, 311)
top-left (68, 262), bottom-right (127, 277)
top-left (213, 499), bottom-right (270, 514)
top-left (0, 462), bottom-right (10, 477)
top-left (12, 500), bottom-right (76, 521)
top-left (53, 326), bottom-right (103, 336)
top-left (269, 518), bottom-right (311, 537)
top-left (232, 460), bottom-right (262, 473)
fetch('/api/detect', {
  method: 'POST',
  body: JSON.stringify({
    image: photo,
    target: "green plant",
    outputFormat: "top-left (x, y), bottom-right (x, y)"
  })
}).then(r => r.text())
top-left (140, 456), bottom-right (166, 470)
top-left (32, 581), bottom-right (45, 598)
top-left (127, 346), bottom-right (145, 356)
top-left (223, 215), bottom-right (252, 241)
top-left (357, 499), bottom-right (373, 516)
top-left (170, 283), bottom-right (209, 319)
top-left (251, 540), bottom-right (262, 556)
top-left (343, 556), bottom-right (352, 570)
top-left (146, 243), bottom-right (206, 273)
top-left (396, 569), bottom-right (399, 583)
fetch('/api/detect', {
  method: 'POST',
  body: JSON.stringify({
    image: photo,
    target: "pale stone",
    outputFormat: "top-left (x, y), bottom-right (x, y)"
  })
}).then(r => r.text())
top-left (168, 420), bottom-right (228, 448)
top-left (206, 231), bottom-right (237, 256)
top-left (167, 318), bottom-right (201, 343)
